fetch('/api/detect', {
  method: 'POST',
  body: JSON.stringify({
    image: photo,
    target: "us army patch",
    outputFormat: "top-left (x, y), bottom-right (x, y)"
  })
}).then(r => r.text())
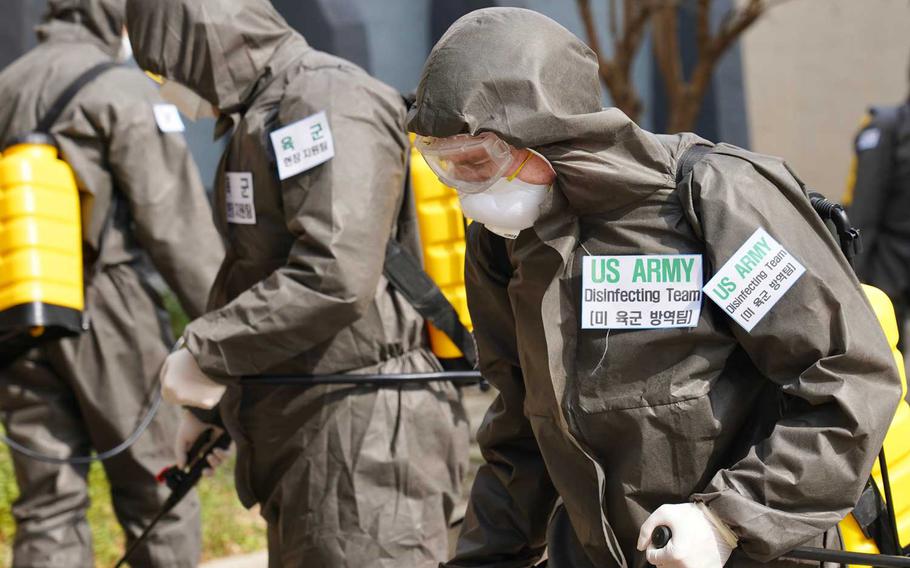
top-left (581, 254), bottom-right (703, 329)
top-left (703, 227), bottom-right (805, 332)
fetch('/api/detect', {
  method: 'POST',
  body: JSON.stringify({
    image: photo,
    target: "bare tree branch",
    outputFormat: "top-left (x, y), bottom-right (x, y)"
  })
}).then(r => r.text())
top-left (609, 0), bottom-right (619, 40)
top-left (711, 0), bottom-right (764, 59)
top-left (712, 0), bottom-right (796, 57)
top-left (616, 1), bottom-right (655, 69)
top-left (576, 0), bottom-right (658, 120)
top-left (578, 0), bottom-right (607, 65)
top-left (578, 0), bottom-right (791, 130)
top-left (666, 0), bottom-right (795, 131)
top-left (696, 0), bottom-right (712, 60)
top-left (651, 3), bottom-right (684, 102)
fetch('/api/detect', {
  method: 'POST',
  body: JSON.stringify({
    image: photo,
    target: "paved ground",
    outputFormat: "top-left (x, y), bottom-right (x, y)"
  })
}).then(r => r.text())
top-left (200, 387), bottom-right (497, 568)
top-left (201, 551), bottom-right (269, 568)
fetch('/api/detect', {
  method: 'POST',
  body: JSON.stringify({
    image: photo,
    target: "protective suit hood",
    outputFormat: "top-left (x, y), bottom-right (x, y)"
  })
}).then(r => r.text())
top-left (407, 8), bottom-right (675, 214)
top-left (126, 0), bottom-right (305, 112)
top-left (37, 0), bottom-right (126, 56)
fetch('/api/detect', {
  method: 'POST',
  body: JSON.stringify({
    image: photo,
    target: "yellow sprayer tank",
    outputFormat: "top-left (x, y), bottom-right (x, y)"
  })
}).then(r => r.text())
top-left (0, 134), bottom-right (84, 362)
top-left (409, 136), bottom-right (473, 361)
top-left (839, 284), bottom-right (910, 565)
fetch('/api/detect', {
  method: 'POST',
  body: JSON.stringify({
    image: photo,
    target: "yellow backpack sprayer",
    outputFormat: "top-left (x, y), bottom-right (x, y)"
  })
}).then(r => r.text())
top-left (408, 137), bottom-right (473, 362)
top-left (0, 133), bottom-right (84, 361)
top-left (0, 62), bottom-right (120, 366)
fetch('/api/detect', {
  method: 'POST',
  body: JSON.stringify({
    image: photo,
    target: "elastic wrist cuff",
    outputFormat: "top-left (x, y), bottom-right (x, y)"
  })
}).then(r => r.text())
top-left (186, 405), bottom-right (223, 427)
top-left (696, 501), bottom-right (739, 548)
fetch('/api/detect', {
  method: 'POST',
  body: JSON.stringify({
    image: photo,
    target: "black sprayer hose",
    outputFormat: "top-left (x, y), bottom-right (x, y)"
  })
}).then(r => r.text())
top-left (880, 446), bottom-right (904, 554)
top-left (239, 370), bottom-right (484, 387)
top-left (809, 191), bottom-right (862, 267)
top-left (113, 429), bottom-right (232, 568)
top-left (0, 386), bottom-right (162, 465)
top-left (2, 371), bottom-right (482, 462)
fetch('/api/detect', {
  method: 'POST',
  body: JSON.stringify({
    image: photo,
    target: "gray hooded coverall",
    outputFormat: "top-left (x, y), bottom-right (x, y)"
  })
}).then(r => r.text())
top-left (407, 8), bottom-right (903, 568)
top-left (126, 0), bottom-right (470, 566)
top-left (847, 102), bottom-right (910, 330)
top-left (0, 0), bottom-right (224, 567)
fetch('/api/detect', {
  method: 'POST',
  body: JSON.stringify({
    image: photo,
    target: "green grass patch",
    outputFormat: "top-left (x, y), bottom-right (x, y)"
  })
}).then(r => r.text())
top-left (0, 438), bottom-right (266, 567)
top-left (0, 436), bottom-right (16, 567)
top-left (162, 291), bottom-right (191, 340)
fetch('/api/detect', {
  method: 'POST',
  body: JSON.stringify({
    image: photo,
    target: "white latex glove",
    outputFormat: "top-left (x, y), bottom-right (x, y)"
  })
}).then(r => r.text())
top-left (159, 347), bottom-right (226, 409)
top-left (174, 409), bottom-right (232, 474)
top-left (637, 502), bottom-right (738, 568)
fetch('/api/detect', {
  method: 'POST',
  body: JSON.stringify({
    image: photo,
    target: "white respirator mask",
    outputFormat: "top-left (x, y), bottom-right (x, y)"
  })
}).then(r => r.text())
top-left (458, 150), bottom-right (551, 240)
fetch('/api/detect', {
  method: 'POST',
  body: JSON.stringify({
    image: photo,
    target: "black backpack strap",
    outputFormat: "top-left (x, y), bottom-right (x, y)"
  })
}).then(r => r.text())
top-left (32, 61), bottom-right (122, 289)
top-left (384, 239), bottom-right (477, 367)
top-left (36, 61), bottom-right (121, 133)
top-left (675, 143), bottom-right (714, 185)
top-left (383, 147), bottom-right (477, 367)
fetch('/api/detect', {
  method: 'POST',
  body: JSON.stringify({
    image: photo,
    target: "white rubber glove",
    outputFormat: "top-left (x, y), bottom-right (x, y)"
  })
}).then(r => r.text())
top-left (174, 409), bottom-right (231, 474)
top-left (637, 502), bottom-right (738, 568)
top-left (159, 346), bottom-right (226, 409)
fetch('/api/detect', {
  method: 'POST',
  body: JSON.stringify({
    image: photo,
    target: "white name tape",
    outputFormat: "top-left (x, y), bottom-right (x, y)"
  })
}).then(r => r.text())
top-left (153, 104), bottom-right (185, 133)
top-left (703, 227), bottom-right (805, 332)
top-left (270, 111), bottom-right (335, 180)
top-left (856, 128), bottom-right (881, 152)
top-left (225, 172), bottom-right (255, 225)
top-left (581, 254), bottom-right (703, 329)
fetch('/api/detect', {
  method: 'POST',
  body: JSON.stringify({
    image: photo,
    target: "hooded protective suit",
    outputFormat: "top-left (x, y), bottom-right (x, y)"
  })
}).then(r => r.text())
top-left (0, 0), bottom-right (224, 567)
top-left (846, 103), bottom-right (910, 328)
top-left (407, 8), bottom-right (902, 568)
top-left (126, 1), bottom-right (470, 566)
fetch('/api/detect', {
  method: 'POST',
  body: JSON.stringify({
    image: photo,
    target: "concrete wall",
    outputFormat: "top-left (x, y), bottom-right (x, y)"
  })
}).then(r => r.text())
top-left (740, 0), bottom-right (910, 199)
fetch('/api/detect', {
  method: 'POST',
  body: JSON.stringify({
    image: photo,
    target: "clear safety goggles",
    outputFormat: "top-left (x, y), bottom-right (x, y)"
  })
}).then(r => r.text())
top-left (414, 132), bottom-right (515, 194)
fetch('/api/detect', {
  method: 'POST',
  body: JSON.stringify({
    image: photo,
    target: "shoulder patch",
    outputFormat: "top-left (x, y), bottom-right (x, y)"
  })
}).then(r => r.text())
top-left (225, 172), bottom-right (256, 225)
top-left (153, 103), bottom-right (186, 133)
top-left (269, 111), bottom-right (335, 181)
top-left (703, 228), bottom-right (805, 332)
top-left (856, 128), bottom-right (881, 152)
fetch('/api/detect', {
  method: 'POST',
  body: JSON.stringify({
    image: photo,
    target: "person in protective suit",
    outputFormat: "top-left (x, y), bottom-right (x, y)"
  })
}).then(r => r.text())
top-left (843, 66), bottom-right (910, 346)
top-left (0, 1), bottom-right (224, 567)
top-left (125, 0), bottom-right (470, 566)
top-left (408, 8), bottom-right (902, 568)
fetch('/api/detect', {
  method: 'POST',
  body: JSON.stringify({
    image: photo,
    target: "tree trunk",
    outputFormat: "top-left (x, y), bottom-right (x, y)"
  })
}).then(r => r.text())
top-left (667, 91), bottom-right (703, 133)
top-left (604, 72), bottom-right (642, 121)
top-left (578, 0), bottom-right (783, 133)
